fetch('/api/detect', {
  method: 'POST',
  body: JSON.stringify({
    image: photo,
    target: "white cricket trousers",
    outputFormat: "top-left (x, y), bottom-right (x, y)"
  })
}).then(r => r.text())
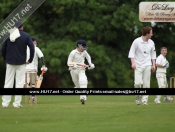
top-left (2, 64), bottom-right (26, 107)
top-left (155, 72), bottom-right (168, 101)
top-left (70, 69), bottom-right (87, 100)
top-left (134, 65), bottom-right (151, 103)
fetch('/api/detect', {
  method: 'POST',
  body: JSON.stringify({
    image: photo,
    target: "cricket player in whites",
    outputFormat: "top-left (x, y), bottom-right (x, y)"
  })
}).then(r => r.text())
top-left (26, 37), bottom-right (47, 102)
top-left (128, 26), bottom-right (156, 105)
top-left (67, 39), bottom-right (95, 105)
top-left (154, 47), bottom-right (173, 103)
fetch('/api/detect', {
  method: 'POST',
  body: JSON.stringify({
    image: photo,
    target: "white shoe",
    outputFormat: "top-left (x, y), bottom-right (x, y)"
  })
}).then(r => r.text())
top-left (2, 105), bottom-right (8, 108)
top-left (164, 97), bottom-right (173, 102)
top-left (164, 97), bottom-right (168, 102)
top-left (142, 101), bottom-right (148, 105)
top-left (32, 97), bottom-right (35, 103)
top-left (135, 100), bottom-right (140, 105)
top-left (14, 105), bottom-right (23, 108)
top-left (154, 99), bottom-right (161, 103)
top-left (167, 97), bottom-right (173, 101)
top-left (80, 99), bottom-right (85, 105)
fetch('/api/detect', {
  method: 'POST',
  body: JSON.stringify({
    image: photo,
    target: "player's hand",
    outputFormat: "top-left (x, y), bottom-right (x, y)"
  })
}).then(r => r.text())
top-left (163, 61), bottom-right (169, 68)
top-left (131, 63), bottom-right (136, 70)
top-left (162, 61), bottom-right (169, 68)
top-left (88, 63), bottom-right (95, 69)
top-left (78, 63), bottom-right (87, 68)
top-left (25, 61), bottom-right (29, 64)
top-left (73, 64), bottom-right (78, 68)
top-left (166, 62), bottom-right (169, 68)
top-left (152, 65), bottom-right (156, 72)
top-left (41, 65), bottom-right (48, 71)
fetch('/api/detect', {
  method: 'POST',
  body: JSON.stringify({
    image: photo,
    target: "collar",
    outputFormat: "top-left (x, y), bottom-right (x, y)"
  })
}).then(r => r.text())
top-left (140, 36), bottom-right (149, 43)
top-left (75, 48), bottom-right (83, 53)
top-left (160, 54), bottom-right (165, 58)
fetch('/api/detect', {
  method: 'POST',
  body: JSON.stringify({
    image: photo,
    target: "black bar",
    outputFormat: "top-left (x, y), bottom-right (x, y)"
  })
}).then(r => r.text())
top-left (0, 88), bottom-right (175, 95)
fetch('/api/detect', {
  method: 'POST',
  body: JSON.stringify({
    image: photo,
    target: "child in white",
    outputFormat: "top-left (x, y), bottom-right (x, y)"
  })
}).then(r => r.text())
top-left (26, 38), bottom-right (44, 73)
top-left (154, 47), bottom-right (172, 103)
top-left (67, 39), bottom-right (95, 105)
top-left (26, 37), bottom-right (47, 101)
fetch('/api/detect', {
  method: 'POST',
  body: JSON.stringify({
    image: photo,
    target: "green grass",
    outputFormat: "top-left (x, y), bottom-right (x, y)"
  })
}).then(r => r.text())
top-left (0, 95), bottom-right (175, 132)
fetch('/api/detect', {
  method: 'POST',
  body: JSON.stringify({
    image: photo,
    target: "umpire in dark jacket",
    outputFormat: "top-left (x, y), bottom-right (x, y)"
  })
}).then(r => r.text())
top-left (1, 21), bottom-right (34, 108)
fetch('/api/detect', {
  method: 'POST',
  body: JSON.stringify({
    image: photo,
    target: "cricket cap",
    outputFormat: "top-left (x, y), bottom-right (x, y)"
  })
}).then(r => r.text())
top-left (15, 21), bottom-right (24, 29)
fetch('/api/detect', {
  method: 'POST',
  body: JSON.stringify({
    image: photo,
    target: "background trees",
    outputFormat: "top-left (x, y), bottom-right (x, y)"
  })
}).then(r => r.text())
top-left (1, 0), bottom-right (175, 88)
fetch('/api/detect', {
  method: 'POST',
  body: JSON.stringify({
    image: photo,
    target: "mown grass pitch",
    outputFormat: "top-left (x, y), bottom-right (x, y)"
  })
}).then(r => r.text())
top-left (0, 95), bottom-right (175, 132)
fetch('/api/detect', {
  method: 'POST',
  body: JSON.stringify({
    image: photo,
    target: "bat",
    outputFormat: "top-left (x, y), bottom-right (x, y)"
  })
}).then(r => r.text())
top-left (36, 70), bottom-right (46, 88)
top-left (67, 62), bottom-right (82, 66)
top-left (67, 62), bottom-right (89, 68)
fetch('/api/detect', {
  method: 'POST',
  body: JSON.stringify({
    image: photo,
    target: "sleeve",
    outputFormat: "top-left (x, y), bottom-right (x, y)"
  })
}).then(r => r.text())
top-left (36, 47), bottom-right (44, 58)
top-left (1, 34), bottom-right (9, 61)
top-left (84, 51), bottom-right (92, 64)
top-left (40, 57), bottom-right (45, 66)
top-left (27, 36), bottom-right (35, 63)
top-left (151, 42), bottom-right (156, 59)
top-left (36, 47), bottom-right (45, 65)
top-left (1, 40), bottom-right (7, 61)
top-left (67, 51), bottom-right (75, 66)
top-left (156, 55), bottom-right (161, 64)
top-left (128, 40), bottom-right (137, 58)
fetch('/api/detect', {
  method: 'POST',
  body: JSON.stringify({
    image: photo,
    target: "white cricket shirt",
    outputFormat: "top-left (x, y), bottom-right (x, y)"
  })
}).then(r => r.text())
top-left (128, 36), bottom-right (156, 67)
top-left (26, 46), bottom-right (44, 71)
top-left (67, 49), bottom-right (92, 66)
top-left (156, 54), bottom-right (167, 73)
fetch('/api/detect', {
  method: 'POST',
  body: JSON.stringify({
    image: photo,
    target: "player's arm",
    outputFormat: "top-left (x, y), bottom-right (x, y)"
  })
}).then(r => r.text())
top-left (128, 40), bottom-right (137, 69)
top-left (41, 57), bottom-right (45, 65)
top-left (36, 47), bottom-right (48, 71)
top-left (156, 56), bottom-right (168, 68)
top-left (151, 42), bottom-right (156, 72)
top-left (155, 56), bottom-right (161, 67)
top-left (130, 58), bottom-right (136, 70)
top-left (84, 51), bottom-right (92, 65)
top-left (1, 39), bottom-right (7, 61)
top-left (1, 33), bottom-right (9, 61)
top-left (67, 51), bottom-right (74, 66)
top-left (27, 36), bottom-right (35, 63)
top-left (151, 59), bottom-right (156, 72)
top-left (67, 51), bottom-right (78, 66)
top-left (156, 62), bottom-right (167, 68)
top-left (156, 63), bottom-right (163, 67)
top-left (40, 57), bottom-right (48, 71)
top-left (36, 47), bottom-right (44, 65)
top-left (152, 59), bottom-right (156, 66)
top-left (85, 51), bottom-right (95, 69)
